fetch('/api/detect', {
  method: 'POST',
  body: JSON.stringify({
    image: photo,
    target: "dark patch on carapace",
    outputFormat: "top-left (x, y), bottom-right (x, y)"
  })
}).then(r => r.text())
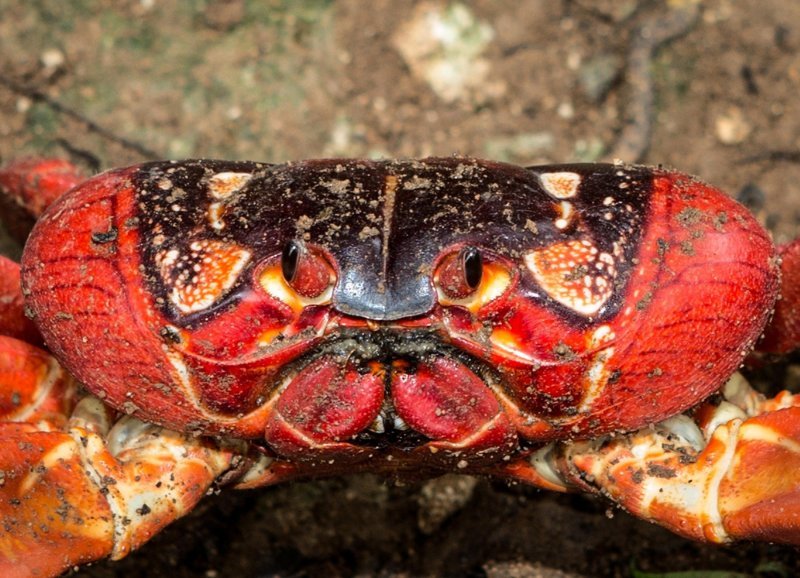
top-left (131, 158), bottom-right (653, 327)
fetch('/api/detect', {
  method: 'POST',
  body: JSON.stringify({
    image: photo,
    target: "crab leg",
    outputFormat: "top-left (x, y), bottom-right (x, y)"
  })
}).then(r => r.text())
top-left (0, 419), bottom-right (115, 577)
top-left (0, 397), bottom-right (236, 577)
top-left (0, 338), bottom-right (236, 577)
top-left (0, 256), bottom-right (40, 345)
top-left (533, 374), bottom-right (800, 544)
top-left (0, 335), bottom-right (76, 430)
top-left (0, 157), bottom-right (84, 242)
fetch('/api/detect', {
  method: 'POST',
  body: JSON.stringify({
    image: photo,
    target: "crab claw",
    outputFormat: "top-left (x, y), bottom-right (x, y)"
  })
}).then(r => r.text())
top-left (537, 374), bottom-right (800, 544)
top-left (0, 392), bottom-right (235, 577)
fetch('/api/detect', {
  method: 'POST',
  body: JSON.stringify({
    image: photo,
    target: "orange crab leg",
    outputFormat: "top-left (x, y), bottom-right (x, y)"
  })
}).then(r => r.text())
top-left (0, 157), bottom-right (84, 242)
top-left (0, 257), bottom-right (40, 345)
top-left (0, 337), bottom-right (236, 577)
top-left (0, 335), bottom-right (76, 430)
top-left (534, 375), bottom-right (800, 544)
top-left (0, 422), bottom-right (115, 578)
top-left (0, 397), bottom-right (236, 577)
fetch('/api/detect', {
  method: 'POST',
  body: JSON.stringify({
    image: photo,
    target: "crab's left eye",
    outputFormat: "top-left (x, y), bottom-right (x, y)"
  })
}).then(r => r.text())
top-left (259, 241), bottom-right (336, 307)
top-left (281, 240), bottom-right (301, 283)
top-left (280, 240), bottom-right (336, 299)
top-left (462, 247), bottom-right (483, 290)
top-left (436, 246), bottom-right (483, 300)
top-left (434, 246), bottom-right (512, 309)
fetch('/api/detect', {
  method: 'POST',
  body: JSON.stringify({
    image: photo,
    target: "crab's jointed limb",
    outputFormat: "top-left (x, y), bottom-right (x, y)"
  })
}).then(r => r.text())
top-left (531, 373), bottom-right (800, 544)
top-left (0, 158), bottom-right (84, 244)
top-left (0, 330), bottom-right (235, 577)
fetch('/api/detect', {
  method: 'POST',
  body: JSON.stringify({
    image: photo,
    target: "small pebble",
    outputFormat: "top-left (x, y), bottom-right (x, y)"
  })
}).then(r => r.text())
top-left (715, 107), bottom-right (752, 145)
top-left (40, 48), bottom-right (65, 71)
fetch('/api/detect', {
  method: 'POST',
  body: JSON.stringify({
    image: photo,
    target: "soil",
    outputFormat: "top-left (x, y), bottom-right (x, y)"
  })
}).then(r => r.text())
top-left (1, 1), bottom-right (800, 577)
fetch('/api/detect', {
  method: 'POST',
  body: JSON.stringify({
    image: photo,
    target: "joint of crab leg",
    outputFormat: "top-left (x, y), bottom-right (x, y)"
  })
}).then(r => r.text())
top-left (0, 257), bottom-right (41, 344)
top-left (720, 372), bottom-right (764, 416)
top-left (0, 335), bottom-right (77, 430)
top-left (696, 401), bottom-right (746, 440)
top-left (0, 422), bottom-right (115, 577)
top-left (67, 396), bottom-right (235, 559)
top-left (527, 443), bottom-right (574, 491)
top-left (561, 388), bottom-right (800, 544)
top-left (715, 406), bottom-right (800, 543)
top-left (653, 414), bottom-right (706, 451)
top-left (725, 371), bottom-right (800, 413)
top-left (561, 413), bottom-right (741, 543)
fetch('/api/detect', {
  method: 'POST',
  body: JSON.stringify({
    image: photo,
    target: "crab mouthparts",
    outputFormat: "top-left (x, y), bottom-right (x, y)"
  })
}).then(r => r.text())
top-left (263, 332), bottom-right (518, 464)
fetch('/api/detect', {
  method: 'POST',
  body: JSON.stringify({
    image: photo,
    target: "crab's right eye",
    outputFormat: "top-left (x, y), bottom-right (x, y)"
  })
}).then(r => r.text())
top-left (272, 240), bottom-right (336, 301)
top-left (281, 240), bottom-right (301, 284)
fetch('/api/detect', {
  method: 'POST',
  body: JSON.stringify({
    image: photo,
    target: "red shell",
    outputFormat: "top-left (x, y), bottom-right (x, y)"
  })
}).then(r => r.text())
top-left (21, 158), bottom-right (778, 471)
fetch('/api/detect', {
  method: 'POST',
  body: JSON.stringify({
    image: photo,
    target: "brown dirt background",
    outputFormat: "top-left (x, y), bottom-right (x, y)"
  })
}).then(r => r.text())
top-left (1, 1), bottom-right (800, 576)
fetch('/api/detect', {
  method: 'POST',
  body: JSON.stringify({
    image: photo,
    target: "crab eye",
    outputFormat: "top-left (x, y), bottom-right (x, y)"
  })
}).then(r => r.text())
top-left (281, 240), bottom-right (301, 283)
top-left (435, 246), bottom-right (484, 300)
top-left (275, 240), bottom-right (335, 300)
top-left (434, 246), bottom-right (513, 311)
top-left (462, 247), bottom-right (482, 290)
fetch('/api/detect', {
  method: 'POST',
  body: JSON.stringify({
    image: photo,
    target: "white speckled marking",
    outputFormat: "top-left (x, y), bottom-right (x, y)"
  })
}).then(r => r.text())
top-left (157, 240), bottom-right (251, 313)
top-left (524, 239), bottom-right (615, 316)
top-left (208, 172), bottom-right (253, 200)
top-left (540, 172), bottom-right (581, 199)
top-left (554, 201), bottom-right (574, 230)
top-left (579, 347), bottom-right (615, 411)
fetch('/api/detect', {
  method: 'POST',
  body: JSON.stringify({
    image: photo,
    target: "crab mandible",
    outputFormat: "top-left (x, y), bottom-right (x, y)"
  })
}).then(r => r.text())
top-left (1, 157), bottom-right (799, 576)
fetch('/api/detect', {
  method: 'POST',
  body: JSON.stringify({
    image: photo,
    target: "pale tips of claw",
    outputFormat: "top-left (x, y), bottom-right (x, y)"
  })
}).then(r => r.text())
top-left (107, 416), bottom-right (162, 457)
top-left (699, 402), bottom-right (747, 442)
top-left (529, 443), bottom-right (568, 488)
top-left (237, 453), bottom-right (277, 487)
top-left (721, 372), bottom-right (762, 416)
top-left (69, 395), bottom-right (114, 435)
top-left (655, 414), bottom-right (705, 451)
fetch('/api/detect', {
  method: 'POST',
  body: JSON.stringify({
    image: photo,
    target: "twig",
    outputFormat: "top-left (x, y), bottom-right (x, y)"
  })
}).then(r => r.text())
top-left (0, 72), bottom-right (162, 160)
top-left (609, 3), bottom-right (700, 163)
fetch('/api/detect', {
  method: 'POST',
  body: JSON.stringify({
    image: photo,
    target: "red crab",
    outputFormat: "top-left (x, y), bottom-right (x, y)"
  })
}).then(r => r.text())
top-left (1, 157), bottom-right (799, 577)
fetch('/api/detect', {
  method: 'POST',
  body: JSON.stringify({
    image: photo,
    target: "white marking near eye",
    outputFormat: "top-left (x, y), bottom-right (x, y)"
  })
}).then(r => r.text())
top-left (157, 240), bottom-right (251, 314)
top-left (540, 172), bottom-right (581, 199)
top-left (162, 348), bottom-right (204, 411)
top-left (208, 202), bottom-right (225, 230)
top-left (589, 324), bottom-right (615, 348)
top-left (554, 201), bottom-right (574, 230)
top-left (208, 172), bottom-right (253, 199)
